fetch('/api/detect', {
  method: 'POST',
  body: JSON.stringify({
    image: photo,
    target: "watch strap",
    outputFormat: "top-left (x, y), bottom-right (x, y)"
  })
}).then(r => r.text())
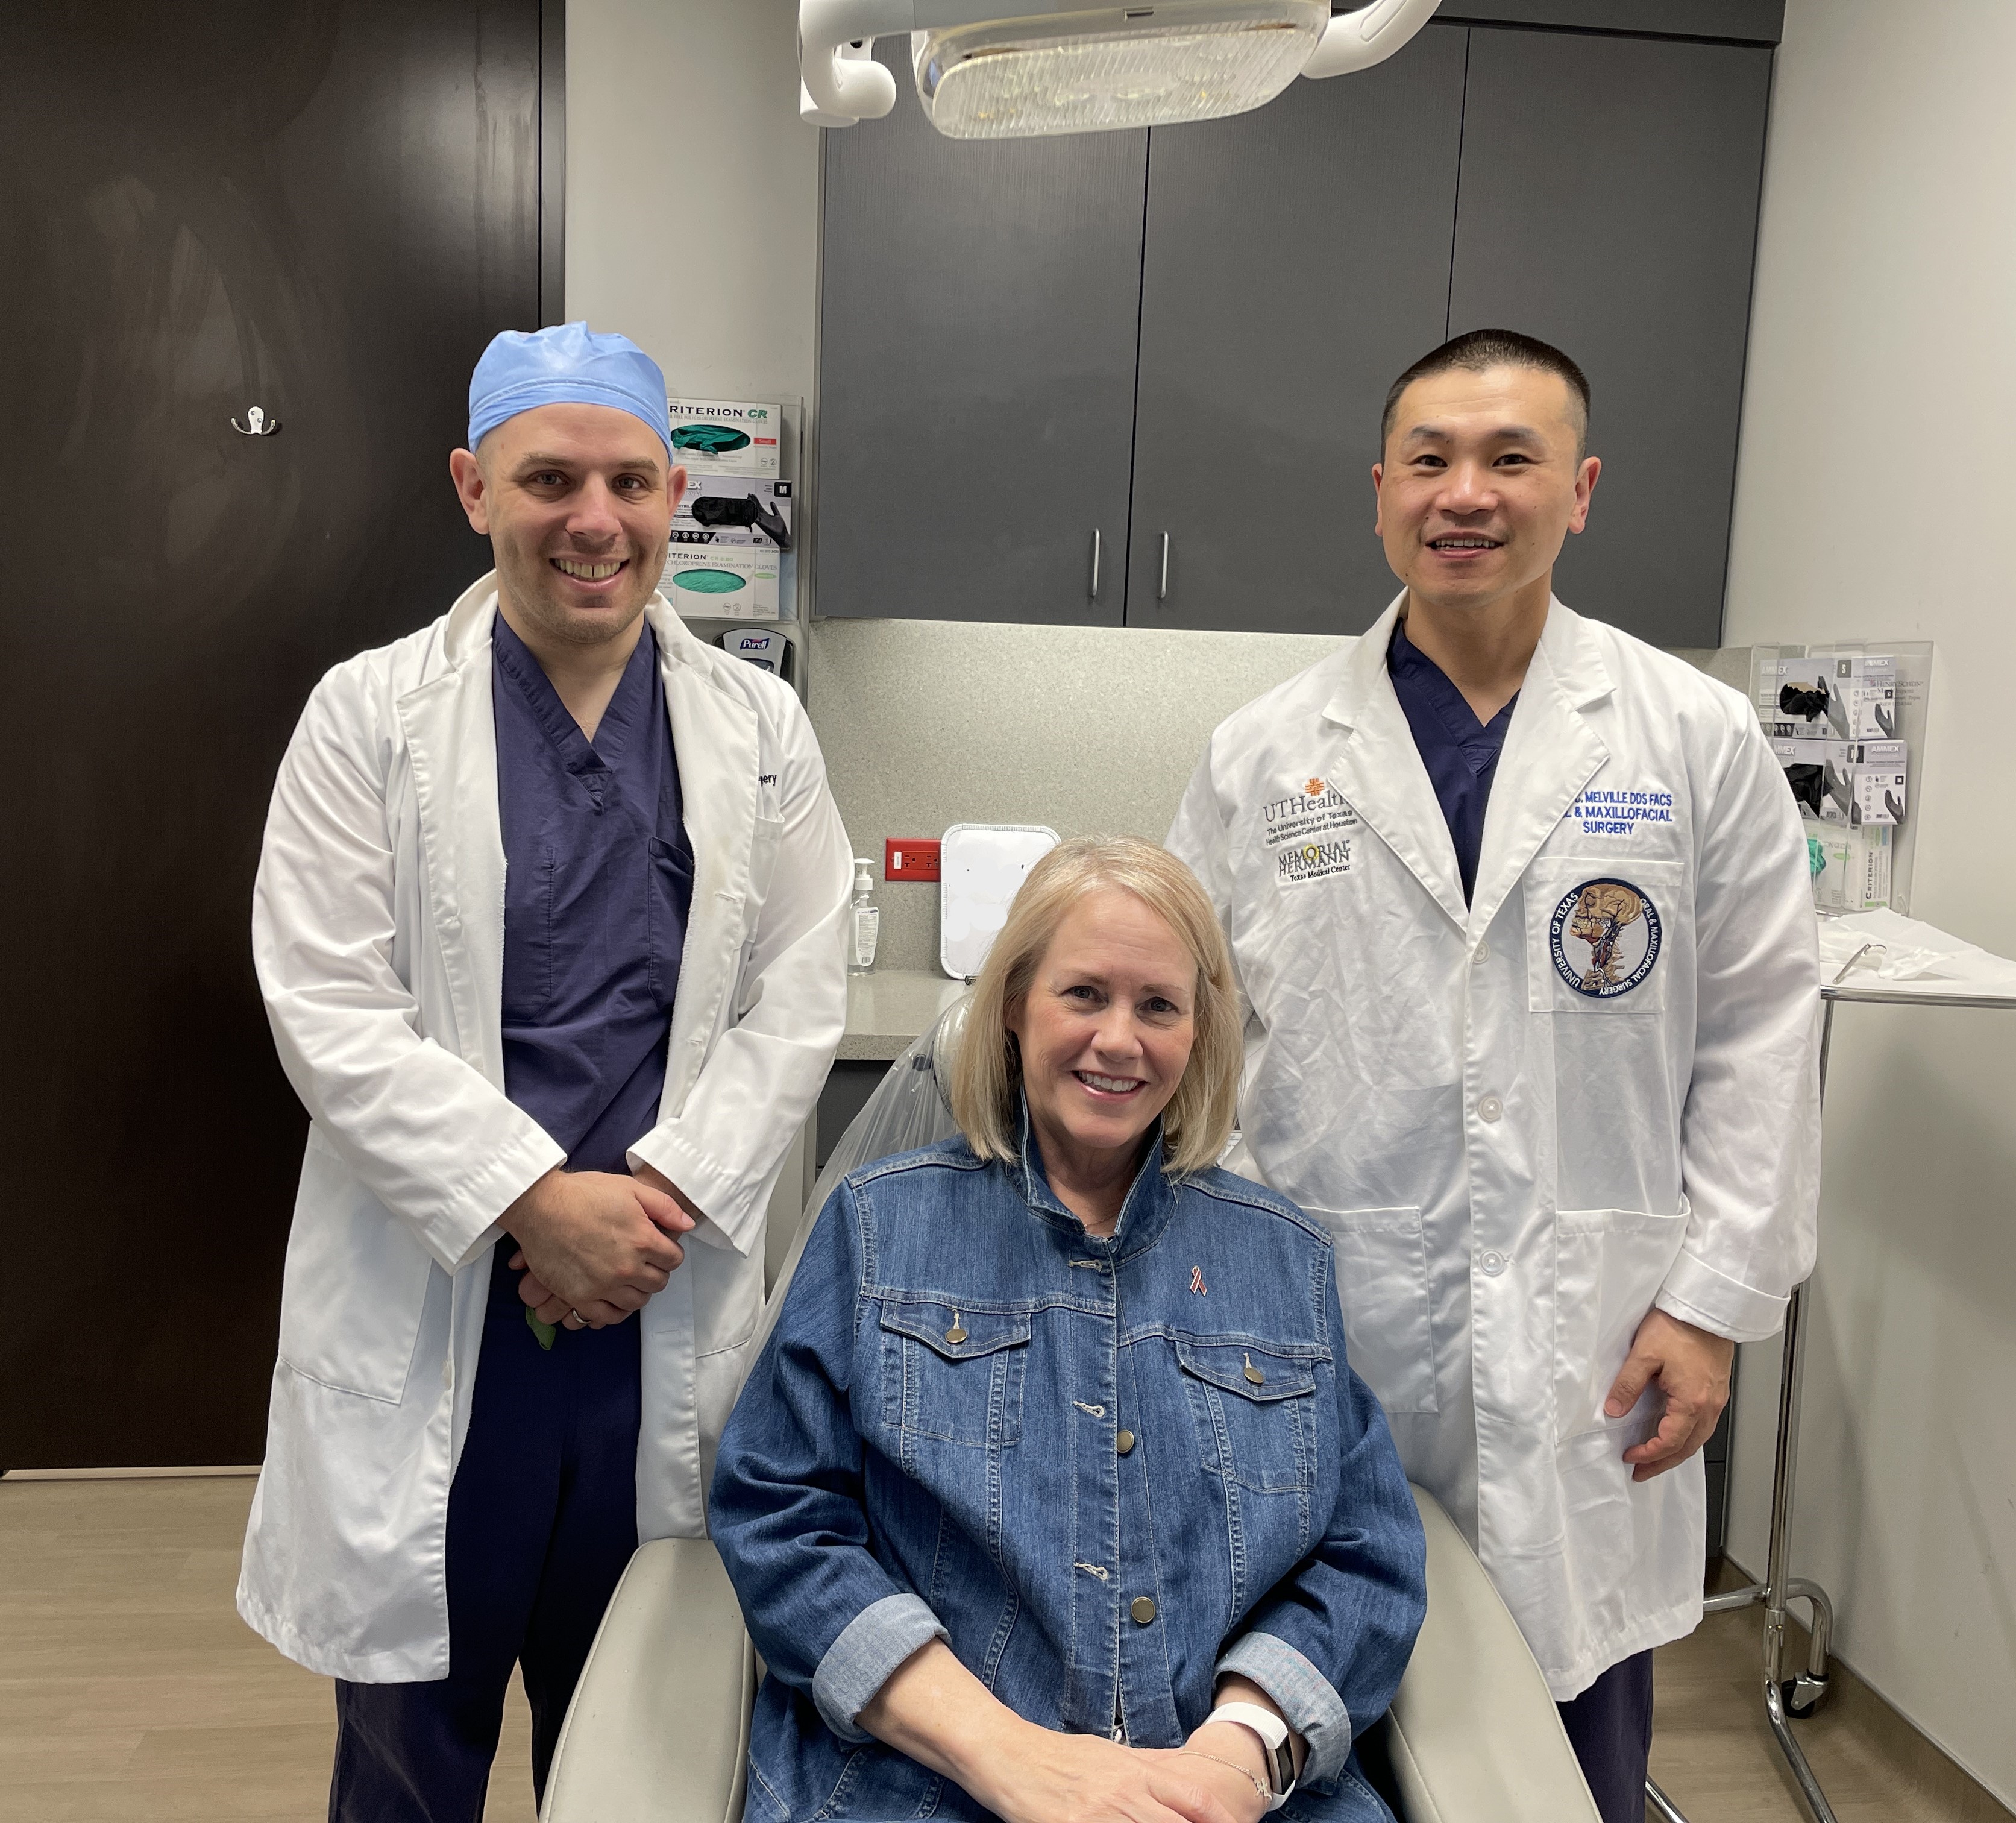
top-left (1204, 1702), bottom-right (1295, 1809)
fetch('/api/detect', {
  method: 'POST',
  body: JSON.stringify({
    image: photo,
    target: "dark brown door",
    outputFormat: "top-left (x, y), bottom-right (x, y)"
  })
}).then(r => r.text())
top-left (0, 1), bottom-right (559, 1469)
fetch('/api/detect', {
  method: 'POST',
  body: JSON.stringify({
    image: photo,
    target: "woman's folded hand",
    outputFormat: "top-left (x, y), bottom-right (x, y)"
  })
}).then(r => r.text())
top-left (856, 1637), bottom-right (1266, 1823)
top-left (1132, 1743), bottom-right (1270, 1823)
top-left (975, 1729), bottom-right (1256, 1823)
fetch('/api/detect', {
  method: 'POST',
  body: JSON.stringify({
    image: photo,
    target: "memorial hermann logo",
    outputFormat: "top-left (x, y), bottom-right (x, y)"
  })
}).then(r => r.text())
top-left (1275, 838), bottom-right (1352, 887)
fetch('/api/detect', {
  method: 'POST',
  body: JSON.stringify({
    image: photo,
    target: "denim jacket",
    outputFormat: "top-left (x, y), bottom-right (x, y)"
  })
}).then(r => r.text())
top-left (709, 1116), bottom-right (1428, 1823)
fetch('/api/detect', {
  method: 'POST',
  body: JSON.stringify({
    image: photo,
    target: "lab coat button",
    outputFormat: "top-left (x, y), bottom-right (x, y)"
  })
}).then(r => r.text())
top-left (1478, 1094), bottom-right (1504, 1123)
top-left (1473, 940), bottom-right (1490, 964)
top-left (1480, 1249), bottom-right (1507, 1277)
top-left (1115, 1428), bottom-right (1136, 1456)
top-left (1130, 1596), bottom-right (1157, 1625)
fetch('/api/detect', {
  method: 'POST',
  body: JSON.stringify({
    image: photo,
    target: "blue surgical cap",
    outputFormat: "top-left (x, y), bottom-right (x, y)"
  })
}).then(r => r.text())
top-left (466, 322), bottom-right (673, 456)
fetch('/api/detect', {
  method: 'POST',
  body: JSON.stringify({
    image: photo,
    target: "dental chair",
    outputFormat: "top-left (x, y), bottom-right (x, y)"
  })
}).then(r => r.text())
top-left (541, 1005), bottom-right (1601, 1823)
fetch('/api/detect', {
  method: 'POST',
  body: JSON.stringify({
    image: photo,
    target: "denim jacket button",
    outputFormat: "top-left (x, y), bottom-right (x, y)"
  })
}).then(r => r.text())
top-left (1115, 1428), bottom-right (1136, 1456)
top-left (1131, 1596), bottom-right (1157, 1625)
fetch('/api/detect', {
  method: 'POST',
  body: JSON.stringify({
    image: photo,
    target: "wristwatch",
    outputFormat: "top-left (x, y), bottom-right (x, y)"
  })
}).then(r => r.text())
top-left (1204, 1701), bottom-right (1295, 1811)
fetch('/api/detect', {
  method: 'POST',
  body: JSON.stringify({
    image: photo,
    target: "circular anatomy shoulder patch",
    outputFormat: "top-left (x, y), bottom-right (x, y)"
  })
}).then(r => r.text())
top-left (1549, 877), bottom-right (1663, 999)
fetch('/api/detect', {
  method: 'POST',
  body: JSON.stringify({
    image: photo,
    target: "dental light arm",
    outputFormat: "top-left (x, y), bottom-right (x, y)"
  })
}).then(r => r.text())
top-left (1302, 0), bottom-right (1442, 77)
top-left (799, 0), bottom-right (1442, 130)
top-left (799, 0), bottom-right (903, 127)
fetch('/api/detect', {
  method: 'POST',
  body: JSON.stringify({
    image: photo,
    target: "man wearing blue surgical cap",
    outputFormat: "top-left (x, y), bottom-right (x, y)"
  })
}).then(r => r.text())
top-left (237, 323), bottom-right (853, 1819)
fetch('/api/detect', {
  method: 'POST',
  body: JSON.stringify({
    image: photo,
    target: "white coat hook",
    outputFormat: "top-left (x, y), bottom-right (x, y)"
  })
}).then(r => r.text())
top-left (231, 405), bottom-right (281, 436)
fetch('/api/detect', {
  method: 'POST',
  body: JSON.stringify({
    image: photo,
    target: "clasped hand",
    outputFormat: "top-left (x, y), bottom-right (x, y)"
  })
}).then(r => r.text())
top-left (978, 1728), bottom-right (1269, 1823)
top-left (859, 1639), bottom-right (1283, 1823)
top-left (503, 1165), bottom-right (696, 1330)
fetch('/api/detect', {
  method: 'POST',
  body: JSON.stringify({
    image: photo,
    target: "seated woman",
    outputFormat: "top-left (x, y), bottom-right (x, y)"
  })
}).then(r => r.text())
top-left (711, 837), bottom-right (1427, 1823)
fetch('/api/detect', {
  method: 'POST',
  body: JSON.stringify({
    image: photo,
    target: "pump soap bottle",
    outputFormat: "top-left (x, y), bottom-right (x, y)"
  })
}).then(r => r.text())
top-left (847, 857), bottom-right (880, 974)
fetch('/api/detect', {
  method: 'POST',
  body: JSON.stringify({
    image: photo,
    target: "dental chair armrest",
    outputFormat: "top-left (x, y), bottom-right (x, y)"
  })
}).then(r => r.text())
top-left (541, 1536), bottom-right (756, 1823)
top-left (1381, 1485), bottom-right (1602, 1823)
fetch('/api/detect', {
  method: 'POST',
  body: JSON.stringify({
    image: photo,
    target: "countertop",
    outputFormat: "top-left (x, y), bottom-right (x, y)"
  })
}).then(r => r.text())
top-left (840, 968), bottom-right (970, 1060)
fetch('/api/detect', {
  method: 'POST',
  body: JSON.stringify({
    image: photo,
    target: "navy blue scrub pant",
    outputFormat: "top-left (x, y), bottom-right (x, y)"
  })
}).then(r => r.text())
top-left (328, 1244), bottom-right (642, 1822)
top-left (1558, 1649), bottom-right (1655, 1823)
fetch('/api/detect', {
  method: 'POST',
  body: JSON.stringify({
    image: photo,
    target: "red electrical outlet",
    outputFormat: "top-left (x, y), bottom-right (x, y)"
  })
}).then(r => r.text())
top-left (885, 837), bottom-right (941, 882)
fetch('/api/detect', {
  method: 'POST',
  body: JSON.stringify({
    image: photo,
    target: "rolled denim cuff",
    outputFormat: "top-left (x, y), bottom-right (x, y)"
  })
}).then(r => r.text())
top-left (812, 1593), bottom-right (949, 1743)
top-left (1216, 1631), bottom-right (1353, 1787)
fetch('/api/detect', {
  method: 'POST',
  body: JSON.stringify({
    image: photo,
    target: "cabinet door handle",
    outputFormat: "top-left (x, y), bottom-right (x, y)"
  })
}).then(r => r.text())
top-left (1158, 531), bottom-right (1170, 602)
top-left (1089, 527), bottom-right (1102, 600)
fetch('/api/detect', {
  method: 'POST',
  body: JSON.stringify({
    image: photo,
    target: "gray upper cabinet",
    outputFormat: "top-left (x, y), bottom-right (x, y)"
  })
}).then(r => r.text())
top-left (1447, 28), bottom-right (1773, 647)
top-left (1125, 24), bottom-right (1468, 634)
top-left (815, 44), bottom-right (1145, 625)
top-left (813, 21), bottom-right (1773, 646)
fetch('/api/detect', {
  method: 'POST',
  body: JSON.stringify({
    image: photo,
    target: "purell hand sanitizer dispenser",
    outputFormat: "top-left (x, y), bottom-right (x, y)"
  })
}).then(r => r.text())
top-left (716, 626), bottom-right (791, 681)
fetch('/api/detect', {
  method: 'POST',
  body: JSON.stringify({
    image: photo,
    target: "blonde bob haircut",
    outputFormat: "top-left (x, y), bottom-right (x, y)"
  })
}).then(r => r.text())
top-left (949, 836), bottom-right (1242, 1177)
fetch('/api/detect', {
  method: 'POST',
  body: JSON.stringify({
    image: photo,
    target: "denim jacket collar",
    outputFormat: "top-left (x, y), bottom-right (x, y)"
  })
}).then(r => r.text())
top-left (1010, 1096), bottom-right (1180, 1261)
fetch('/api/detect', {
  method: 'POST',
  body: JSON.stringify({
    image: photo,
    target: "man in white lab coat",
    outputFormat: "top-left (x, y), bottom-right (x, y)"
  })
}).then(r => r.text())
top-left (237, 323), bottom-right (851, 1819)
top-left (1167, 329), bottom-right (1820, 1821)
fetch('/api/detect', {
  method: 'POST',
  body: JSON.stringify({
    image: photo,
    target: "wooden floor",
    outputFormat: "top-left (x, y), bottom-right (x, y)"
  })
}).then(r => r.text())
top-left (0, 1477), bottom-right (536, 1822)
top-left (1, 1475), bottom-right (2007, 1822)
top-left (1650, 1587), bottom-right (2011, 1822)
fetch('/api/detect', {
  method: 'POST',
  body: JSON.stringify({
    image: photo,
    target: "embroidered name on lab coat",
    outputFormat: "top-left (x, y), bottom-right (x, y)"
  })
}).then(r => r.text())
top-left (1566, 786), bottom-right (1674, 838)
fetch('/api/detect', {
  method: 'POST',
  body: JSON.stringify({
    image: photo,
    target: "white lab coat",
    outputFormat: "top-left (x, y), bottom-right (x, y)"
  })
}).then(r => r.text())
top-left (236, 576), bottom-right (850, 1682)
top-left (1167, 596), bottom-right (1820, 1699)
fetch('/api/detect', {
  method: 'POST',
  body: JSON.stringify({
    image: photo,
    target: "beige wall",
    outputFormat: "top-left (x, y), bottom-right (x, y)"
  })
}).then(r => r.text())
top-left (1721, 0), bottom-right (2016, 1803)
top-left (565, 0), bottom-right (820, 408)
top-left (806, 620), bottom-right (1345, 970)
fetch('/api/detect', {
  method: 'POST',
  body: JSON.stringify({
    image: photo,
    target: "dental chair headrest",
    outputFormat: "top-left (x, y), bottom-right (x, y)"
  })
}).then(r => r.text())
top-left (926, 993), bottom-right (971, 1113)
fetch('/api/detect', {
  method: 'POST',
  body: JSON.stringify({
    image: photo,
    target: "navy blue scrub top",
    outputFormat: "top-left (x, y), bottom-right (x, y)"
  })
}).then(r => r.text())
top-left (1387, 616), bottom-right (1516, 906)
top-left (493, 615), bottom-right (695, 1175)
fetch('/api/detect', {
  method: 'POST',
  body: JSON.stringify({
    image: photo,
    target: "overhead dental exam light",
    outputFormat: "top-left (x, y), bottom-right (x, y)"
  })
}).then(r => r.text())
top-left (799, 0), bottom-right (1442, 139)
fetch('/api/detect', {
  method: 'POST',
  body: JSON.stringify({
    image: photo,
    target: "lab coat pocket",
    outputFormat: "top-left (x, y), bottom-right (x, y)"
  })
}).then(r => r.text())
top-left (695, 1277), bottom-right (765, 1505)
top-left (277, 1130), bottom-right (433, 1405)
top-left (1309, 1207), bottom-right (1438, 1414)
top-left (1524, 858), bottom-right (1683, 1015)
top-left (748, 814), bottom-right (784, 908)
top-left (1552, 1202), bottom-right (1690, 1443)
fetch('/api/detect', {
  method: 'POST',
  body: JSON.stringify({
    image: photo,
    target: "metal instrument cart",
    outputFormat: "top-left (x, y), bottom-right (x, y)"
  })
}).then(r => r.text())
top-left (1647, 968), bottom-right (2016, 1823)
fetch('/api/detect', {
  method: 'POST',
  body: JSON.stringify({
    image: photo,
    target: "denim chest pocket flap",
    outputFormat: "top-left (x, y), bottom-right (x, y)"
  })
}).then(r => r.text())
top-left (879, 1300), bottom-right (1032, 1447)
top-left (1175, 1340), bottom-right (1322, 1493)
